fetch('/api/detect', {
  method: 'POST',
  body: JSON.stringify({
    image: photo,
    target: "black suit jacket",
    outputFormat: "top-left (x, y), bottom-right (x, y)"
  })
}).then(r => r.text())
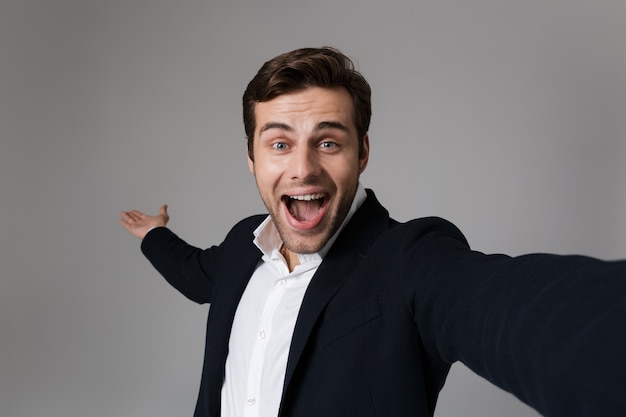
top-left (141, 190), bottom-right (626, 417)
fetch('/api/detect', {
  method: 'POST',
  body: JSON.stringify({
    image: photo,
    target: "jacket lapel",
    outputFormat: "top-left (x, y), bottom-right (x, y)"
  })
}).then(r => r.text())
top-left (281, 190), bottom-right (390, 395)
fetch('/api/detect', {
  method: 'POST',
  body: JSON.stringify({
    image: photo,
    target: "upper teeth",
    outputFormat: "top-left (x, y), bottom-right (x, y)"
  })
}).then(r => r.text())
top-left (289, 193), bottom-right (325, 201)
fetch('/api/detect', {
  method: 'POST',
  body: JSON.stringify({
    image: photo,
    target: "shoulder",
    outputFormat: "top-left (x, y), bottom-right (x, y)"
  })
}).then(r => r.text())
top-left (358, 190), bottom-right (470, 252)
top-left (379, 217), bottom-right (469, 255)
top-left (387, 216), bottom-right (469, 246)
top-left (230, 214), bottom-right (267, 232)
top-left (220, 214), bottom-right (266, 245)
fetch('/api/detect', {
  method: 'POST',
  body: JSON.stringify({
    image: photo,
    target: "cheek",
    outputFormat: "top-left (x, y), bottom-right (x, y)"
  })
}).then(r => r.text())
top-left (253, 162), bottom-right (282, 190)
top-left (332, 162), bottom-right (361, 186)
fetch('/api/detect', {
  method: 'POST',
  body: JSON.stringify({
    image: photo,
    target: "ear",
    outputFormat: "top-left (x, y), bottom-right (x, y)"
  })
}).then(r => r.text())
top-left (247, 150), bottom-right (255, 174)
top-left (358, 133), bottom-right (370, 174)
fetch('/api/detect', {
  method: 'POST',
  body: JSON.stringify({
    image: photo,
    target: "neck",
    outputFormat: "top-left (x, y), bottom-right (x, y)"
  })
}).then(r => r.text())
top-left (280, 245), bottom-right (301, 272)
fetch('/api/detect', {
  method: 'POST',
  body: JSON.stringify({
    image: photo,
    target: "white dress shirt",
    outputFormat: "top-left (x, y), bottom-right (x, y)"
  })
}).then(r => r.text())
top-left (220, 184), bottom-right (367, 417)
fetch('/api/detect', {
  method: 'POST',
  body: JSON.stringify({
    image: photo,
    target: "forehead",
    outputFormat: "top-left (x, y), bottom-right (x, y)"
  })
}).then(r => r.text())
top-left (254, 87), bottom-right (354, 132)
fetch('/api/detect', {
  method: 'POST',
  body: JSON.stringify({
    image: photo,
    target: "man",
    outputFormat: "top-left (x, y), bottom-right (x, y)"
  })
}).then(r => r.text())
top-left (120, 47), bottom-right (626, 417)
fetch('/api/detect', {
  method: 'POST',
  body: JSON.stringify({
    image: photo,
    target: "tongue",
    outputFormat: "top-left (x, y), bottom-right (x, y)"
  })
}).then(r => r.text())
top-left (290, 199), bottom-right (321, 222)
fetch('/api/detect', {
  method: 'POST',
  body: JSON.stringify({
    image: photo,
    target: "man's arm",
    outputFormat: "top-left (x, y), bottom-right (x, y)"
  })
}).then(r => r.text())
top-left (397, 218), bottom-right (626, 417)
top-left (119, 204), bottom-right (215, 303)
top-left (119, 204), bottom-right (170, 239)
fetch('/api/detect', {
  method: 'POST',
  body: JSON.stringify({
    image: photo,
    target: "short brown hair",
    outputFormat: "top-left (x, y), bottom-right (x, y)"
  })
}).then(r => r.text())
top-left (243, 47), bottom-right (371, 161)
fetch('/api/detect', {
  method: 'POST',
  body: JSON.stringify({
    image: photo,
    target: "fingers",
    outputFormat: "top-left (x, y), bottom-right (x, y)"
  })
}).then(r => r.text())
top-left (129, 210), bottom-right (146, 220)
top-left (118, 218), bottom-right (132, 230)
top-left (119, 205), bottom-right (169, 227)
top-left (119, 210), bottom-right (132, 223)
top-left (119, 212), bottom-right (134, 230)
top-left (119, 209), bottom-right (145, 229)
top-left (120, 211), bottom-right (137, 223)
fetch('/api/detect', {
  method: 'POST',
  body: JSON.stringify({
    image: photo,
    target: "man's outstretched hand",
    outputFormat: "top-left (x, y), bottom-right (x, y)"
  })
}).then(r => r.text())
top-left (119, 205), bottom-right (170, 240)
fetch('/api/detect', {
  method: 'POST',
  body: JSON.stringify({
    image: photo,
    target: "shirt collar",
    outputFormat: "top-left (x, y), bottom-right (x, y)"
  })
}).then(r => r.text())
top-left (253, 183), bottom-right (367, 263)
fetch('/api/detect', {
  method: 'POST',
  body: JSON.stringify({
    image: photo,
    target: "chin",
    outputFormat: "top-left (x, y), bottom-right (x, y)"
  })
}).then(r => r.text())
top-left (284, 240), bottom-right (324, 255)
top-left (282, 232), bottom-right (330, 255)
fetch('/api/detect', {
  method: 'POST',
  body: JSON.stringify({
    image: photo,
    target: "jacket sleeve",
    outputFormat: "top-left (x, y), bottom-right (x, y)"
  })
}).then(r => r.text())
top-left (397, 217), bottom-right (626, 417)
top-left (140, 227), bottom-right (218, 304)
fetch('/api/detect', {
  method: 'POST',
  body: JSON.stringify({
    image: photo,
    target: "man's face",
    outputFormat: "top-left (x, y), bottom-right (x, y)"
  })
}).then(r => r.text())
top-left (248, 87), bottom-right (369, 254)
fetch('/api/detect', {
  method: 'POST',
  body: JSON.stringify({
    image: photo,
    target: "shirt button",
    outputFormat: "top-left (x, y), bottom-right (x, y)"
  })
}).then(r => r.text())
top-left (278, 279), bottom-right (287, 287)
top-left (258, 330), bottom-right (266, 339)
top-left (247, 396), bottom-right (256, 405)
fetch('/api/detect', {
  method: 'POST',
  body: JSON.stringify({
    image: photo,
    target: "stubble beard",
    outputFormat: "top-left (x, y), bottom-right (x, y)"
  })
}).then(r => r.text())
top-left (261, 181), bottom-right (358, 255)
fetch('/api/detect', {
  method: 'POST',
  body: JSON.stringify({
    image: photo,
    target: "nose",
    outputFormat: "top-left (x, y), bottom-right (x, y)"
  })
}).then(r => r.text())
top-left (289, 145), bottom-right (321, 180)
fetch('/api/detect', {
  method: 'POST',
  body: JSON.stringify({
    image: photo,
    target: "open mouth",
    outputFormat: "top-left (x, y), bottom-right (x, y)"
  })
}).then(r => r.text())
top-left (283, 193), bottom-right (328, 224)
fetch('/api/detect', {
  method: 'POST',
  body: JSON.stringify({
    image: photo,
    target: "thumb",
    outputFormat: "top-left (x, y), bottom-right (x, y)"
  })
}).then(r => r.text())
top-left (159, 204), bottom-right (170, 226)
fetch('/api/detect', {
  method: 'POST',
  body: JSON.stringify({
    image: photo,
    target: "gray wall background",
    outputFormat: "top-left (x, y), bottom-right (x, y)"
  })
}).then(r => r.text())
top-left (1, 1), bottom-right (624, 416)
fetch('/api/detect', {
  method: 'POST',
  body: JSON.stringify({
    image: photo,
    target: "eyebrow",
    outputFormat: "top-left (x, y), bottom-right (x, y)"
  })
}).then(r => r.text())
top-left (317, 121), bottom-right (350, 133)
top-left (259, 122), bottom-right (293, 135)
top-left (258, 121), bottom-right (349, 135)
